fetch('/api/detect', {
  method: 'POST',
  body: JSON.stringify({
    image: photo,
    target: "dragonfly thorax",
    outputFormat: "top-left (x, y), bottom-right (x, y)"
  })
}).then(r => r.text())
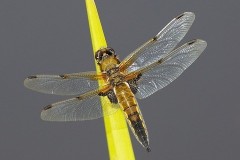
top-left (106, 67), bottom-right (119, 76)
top-left (108, 72), bottom-right (125, 86)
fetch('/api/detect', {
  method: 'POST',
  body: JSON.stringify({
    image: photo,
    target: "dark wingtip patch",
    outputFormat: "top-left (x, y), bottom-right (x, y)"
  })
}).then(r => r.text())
top-left (44, 105), bottom-right (53, 110)
top-left (176, 13), bottom-right (184, 19)
top-left (28, 75), bottom-right (37, 79)
top-left (146, 147), bottom-right (151, 152)
top-left (188, 40), bottom-right (196, 45)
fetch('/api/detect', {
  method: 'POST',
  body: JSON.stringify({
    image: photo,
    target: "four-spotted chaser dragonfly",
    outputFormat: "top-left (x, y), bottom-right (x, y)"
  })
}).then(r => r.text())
top-left (24, 12), bottom-right (207, 152)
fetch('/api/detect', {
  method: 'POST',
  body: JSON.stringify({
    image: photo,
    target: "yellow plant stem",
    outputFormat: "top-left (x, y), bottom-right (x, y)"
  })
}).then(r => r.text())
top-left (85, 0), bottom-right (135, 159)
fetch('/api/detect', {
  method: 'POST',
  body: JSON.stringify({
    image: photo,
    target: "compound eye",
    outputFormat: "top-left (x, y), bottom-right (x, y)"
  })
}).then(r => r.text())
top-left (107, 48), bottom-right (115, 55)
top-left (95, 51), bottom-right (103, 61)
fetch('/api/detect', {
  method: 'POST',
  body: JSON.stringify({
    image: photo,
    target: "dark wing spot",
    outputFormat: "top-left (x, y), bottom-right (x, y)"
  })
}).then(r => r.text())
top-left (137, 73), bottom-right (142, 80)
top-left (176, 13), bottom-right (184, 19)
top-left (128, 84), bottom-right (138, 94)
top-left (188, 40), bottom-right (196, 45)
top-left (158, 58), bottom-right (163, 64)
top-left (59, 74), bottom-right (67, 79)
top-left (106, 90), bottom-right (118, 104)
top-left (44, 105), bottom-right (53, 110)
top-left (153, 36), bottom-right (158, 41)
top-left (28, 75), bottom-right (37, 79)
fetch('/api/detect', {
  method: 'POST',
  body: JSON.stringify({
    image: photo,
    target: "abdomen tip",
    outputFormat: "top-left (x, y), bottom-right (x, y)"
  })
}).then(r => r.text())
top-left (146, 147), bottom-right (151, 152)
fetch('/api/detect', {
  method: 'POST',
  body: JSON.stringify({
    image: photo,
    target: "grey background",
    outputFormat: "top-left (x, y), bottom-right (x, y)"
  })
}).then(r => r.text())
top-left (0, 0), bottom-right (239, 160)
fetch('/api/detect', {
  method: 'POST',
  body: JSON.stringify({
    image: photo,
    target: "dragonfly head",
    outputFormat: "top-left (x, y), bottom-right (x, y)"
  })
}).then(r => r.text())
top-left (95, 47), bottom-right (116, 64)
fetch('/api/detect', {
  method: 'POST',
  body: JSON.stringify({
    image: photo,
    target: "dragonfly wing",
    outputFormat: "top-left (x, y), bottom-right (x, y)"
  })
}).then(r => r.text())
top-left (24, 71), bottom-right (106, 95)
top-left (133, 39), bottom-right (207, 99)
top-left (41, 89), bottom-right (120, 121)
top-left (120, 12), bottom-right (195, 72)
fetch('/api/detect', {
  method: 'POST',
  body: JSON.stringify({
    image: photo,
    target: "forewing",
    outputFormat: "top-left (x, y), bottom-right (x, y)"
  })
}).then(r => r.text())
top-left (134, 39), bottom-right (207, 99)
top-left (24, 71), bottom-right (107, 95)
top-left (120, 12), bottom-right (195, 72)
top-left (41, 89), bottom-right (120, 121)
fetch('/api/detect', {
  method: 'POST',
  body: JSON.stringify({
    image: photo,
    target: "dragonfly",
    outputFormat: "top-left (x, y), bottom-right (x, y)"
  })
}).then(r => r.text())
top-left (24, 12), bottom-right (207, 152)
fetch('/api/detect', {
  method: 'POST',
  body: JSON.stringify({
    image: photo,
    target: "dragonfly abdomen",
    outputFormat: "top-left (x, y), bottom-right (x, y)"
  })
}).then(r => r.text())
top-left (114, 82), bottom-right (150, 152)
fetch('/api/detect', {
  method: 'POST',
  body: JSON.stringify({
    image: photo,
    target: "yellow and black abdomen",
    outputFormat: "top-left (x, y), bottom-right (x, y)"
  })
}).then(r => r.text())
top-left (114, 82), bottom-right (150, 151)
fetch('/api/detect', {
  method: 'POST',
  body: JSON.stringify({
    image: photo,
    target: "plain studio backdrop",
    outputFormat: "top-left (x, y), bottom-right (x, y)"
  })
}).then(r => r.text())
top-left (0, 0), bottom-right (239, 160)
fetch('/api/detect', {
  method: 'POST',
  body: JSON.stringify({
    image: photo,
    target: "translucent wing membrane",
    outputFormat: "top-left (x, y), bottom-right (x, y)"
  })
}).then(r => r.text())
top-left (41, 89), bottom-right (120, 121)
top-left (134, 39), bottom-right (207, 99)
top-left (120, 12), bottom-right (195, 72)
top-left (24, 11), bottom-right (206, 123)
top-left (24, 71), bottom-right (106, 95)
